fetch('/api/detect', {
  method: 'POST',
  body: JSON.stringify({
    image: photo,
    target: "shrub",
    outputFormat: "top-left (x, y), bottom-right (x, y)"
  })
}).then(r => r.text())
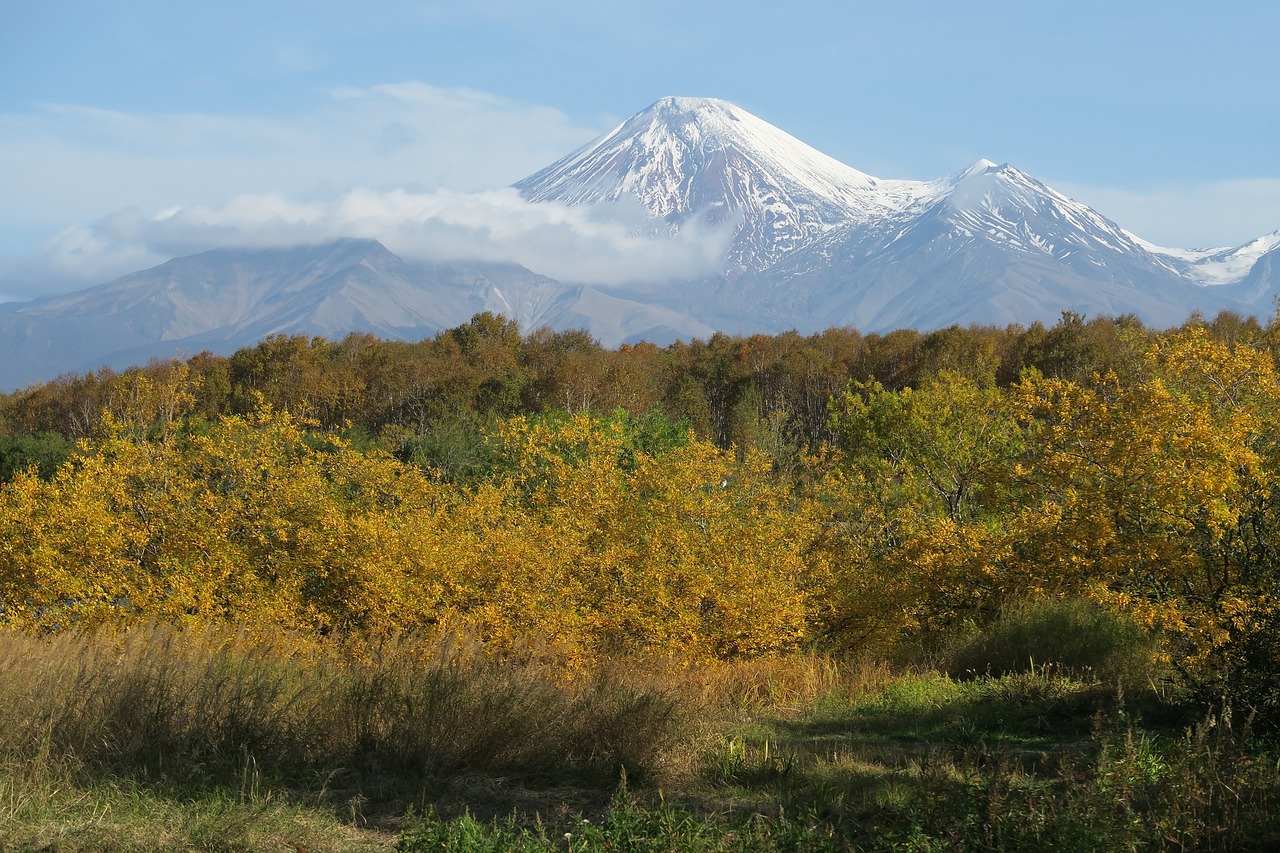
top-left (941, 596), bottom-right (1161, 686)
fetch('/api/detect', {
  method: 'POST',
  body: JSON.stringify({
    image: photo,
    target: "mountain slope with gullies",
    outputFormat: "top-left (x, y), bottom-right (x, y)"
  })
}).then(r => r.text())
top-left (516, 98), bottom-right (1262, 333)
top-left (2, 96), bottom-right (1275, 390)
top-left (515, 96), bottom-right (936, 274)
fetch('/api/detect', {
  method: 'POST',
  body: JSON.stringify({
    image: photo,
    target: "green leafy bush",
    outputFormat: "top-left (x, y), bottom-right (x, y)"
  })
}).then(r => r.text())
top-left (941, 596), bottom-right (1161, 686)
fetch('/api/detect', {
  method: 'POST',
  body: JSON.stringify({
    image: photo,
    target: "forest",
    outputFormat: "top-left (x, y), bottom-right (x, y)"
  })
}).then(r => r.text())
top-left (3, 309), bottom-right (1280, 850)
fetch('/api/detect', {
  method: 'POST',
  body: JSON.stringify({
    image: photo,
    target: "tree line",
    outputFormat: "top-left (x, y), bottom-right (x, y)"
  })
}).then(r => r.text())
top-left (3, 308), bottom-right (1280, 718)
top-left (3, 308), bottom-right (1273, 471)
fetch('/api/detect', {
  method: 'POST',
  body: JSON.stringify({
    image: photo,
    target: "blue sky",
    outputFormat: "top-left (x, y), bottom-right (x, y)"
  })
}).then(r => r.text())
top-left (2, 0), bottom-right (1278, 300)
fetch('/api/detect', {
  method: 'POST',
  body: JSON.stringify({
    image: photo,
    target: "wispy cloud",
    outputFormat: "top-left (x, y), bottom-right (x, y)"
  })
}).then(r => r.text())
top-left (1, 187), bottom-right (735, 301)
top-left (1054, 178), bottom-right (1280, 249)
top-left (0, 82), bottom-right (598, 235)
top-left (0, 83), bottom-right (649, 298)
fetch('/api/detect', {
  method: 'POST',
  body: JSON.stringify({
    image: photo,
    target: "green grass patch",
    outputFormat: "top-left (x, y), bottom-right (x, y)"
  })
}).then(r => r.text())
top-left (396, 791), bottom-right (848, 853)
top-left (0, 751), bottom-right (393, 852)
top-left (693, 668), bottom-right (1280, 851)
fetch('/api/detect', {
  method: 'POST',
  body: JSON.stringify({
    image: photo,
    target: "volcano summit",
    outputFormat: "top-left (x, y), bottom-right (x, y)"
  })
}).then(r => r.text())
top-left (1, 96), bottom-right (1277, 390)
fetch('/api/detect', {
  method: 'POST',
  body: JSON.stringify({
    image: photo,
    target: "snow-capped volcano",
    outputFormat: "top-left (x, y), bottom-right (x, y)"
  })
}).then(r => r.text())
top-left (515, 96), bottom-right (932, 272)
top-left (2, 95), bottom-right (1276, 390)
top-left (515, 99), bottom-right (1268, 332)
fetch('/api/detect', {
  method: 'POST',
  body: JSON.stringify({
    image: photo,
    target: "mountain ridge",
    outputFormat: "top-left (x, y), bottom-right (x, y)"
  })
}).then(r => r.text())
top-left (514, 98), bottom-right (1265, 332)
top-left (0, 238), bottom-right (714, 390)
top-left (2, 96), bottom-right (1276, 391)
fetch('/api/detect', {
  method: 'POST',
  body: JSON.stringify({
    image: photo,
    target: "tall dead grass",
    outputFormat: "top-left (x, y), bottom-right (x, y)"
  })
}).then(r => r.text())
top-left (0, 618), bottom-right (899, 843)
top-left (0, 622), bottom-right (682, 791)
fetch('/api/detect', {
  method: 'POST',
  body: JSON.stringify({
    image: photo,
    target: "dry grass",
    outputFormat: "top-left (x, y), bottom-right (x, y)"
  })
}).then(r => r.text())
top-left (0, 620), bottom-right (693, 849)
top-left (0, 622), bottom-right (685, 786)
top-left (6, 620), bottom-right (1276, 851)
top-left (0, 621), bottom-right (900, 848)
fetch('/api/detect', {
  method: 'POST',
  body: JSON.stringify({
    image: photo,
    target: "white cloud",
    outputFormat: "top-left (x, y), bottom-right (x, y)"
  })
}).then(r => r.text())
top-left (0, 187), bottom-right (736, 301)
top-left (0, 82), bottom-right (641, 299)
top-left (0, 222), bottom-right (169, 299)
top-left (1054, 177), bottom-right (1280, 249)
top-left (0, 82), bottom-right (599, 240)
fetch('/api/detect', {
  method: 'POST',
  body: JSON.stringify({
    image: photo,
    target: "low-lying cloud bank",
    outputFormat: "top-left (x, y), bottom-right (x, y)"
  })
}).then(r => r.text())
top-left (0, 82), bottom-right (737, 301)
top-left (2, 187), bottom-right (737, 301)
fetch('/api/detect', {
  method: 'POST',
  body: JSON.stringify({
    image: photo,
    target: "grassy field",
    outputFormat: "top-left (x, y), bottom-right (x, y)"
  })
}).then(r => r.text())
top-left (3, 610), bottom-right (1279, 852)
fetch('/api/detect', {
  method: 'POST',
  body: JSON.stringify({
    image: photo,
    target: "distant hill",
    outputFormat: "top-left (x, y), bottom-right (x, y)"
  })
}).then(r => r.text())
top-left (3, 96), bottom-right (1275, 390)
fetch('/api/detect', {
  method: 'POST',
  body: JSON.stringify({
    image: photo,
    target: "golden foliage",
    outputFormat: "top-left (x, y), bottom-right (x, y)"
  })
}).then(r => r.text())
top-left (0, 403), bottom-right (816, 665)
top-left (825, 329), bottom-right (1280, 663)
top-left (6, 326), bottom-right (1280, 672)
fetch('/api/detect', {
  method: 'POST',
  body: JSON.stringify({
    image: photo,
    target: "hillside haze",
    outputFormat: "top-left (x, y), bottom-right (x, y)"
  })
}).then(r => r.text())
top-left (2, 96), bottom-right (1277, 390)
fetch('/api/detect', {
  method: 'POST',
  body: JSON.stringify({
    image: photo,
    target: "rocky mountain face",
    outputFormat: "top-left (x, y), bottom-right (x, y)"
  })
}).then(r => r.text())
top-left (2, 96), bottom-right (1275, 391)
top-left (712, 161), bottom-right (1237, 333)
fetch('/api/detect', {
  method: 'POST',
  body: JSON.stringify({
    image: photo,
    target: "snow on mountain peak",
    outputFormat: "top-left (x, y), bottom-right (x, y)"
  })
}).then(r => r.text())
top-left (933, 159), bottom-right (1148, 262)
top-left (1134, 229), bottom-right (1280, 286)
top-left (515, 97), bottom-right (909, 272)
top-left (643, 95), bottom-right (744, 126)
top-left (1244, 229), bottom-right (1280, 253)
top-left (516, 96), bottom-right (881, 207)
top-left (952, 159), bottom-right (1000, 181)
top-left (512, 96), bottom-right (1277, 306)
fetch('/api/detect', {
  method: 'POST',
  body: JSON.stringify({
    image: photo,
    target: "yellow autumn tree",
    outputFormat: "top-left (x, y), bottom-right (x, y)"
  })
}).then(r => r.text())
top-left (822, 328), bottom-right (1280, 665)
top-left (435, 412), bottom-right (816, 665)
top-left (1012, 328), bottom-right (1280, 660)
top-left (824, 371), bottom-right (1029, 644)
top-left (0, 398), bottom-right (454, 633)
